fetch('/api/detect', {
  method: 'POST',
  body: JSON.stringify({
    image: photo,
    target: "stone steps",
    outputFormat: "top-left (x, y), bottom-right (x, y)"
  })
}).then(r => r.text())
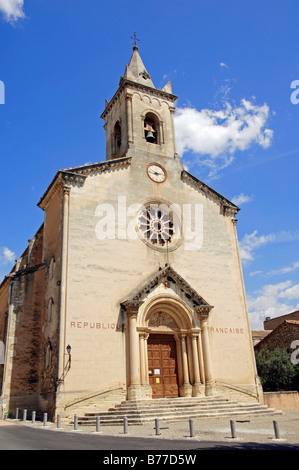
top-left (77, 396), bottom-right (280, 426)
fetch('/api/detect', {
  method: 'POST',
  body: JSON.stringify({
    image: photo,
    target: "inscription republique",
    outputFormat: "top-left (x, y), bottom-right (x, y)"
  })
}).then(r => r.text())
top-left (70, 321), bottom-right (244, 334)
top-left (70, 321), bottom-right (124, 331)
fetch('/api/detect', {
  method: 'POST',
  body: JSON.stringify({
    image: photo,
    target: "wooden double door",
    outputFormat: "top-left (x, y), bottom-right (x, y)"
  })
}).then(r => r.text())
top-left (147, 334), bottom-right (179, 398)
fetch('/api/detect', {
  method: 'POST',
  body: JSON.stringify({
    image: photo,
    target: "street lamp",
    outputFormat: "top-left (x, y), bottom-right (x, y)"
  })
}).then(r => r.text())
top-left (66, 344), bottom-right (71, 369)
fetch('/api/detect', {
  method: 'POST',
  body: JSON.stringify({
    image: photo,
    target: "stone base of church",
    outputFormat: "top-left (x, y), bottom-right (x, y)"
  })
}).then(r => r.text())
top-left (179, 383), bottom-right (192, 397)
top-left (127, 384), bottom-right (153, 400)
top-left (205, 381), bottom-right (216, 396)
top-left (127, 384), bottom-right (142, 400)
top-left (140, 384), bottom-right (153, 399)
top-left (192, 383), bottom-right (205, 397)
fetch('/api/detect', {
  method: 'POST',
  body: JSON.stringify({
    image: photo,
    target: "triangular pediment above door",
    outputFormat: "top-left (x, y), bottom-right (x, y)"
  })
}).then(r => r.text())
top-left (121, 264), bottom-right (212, 310)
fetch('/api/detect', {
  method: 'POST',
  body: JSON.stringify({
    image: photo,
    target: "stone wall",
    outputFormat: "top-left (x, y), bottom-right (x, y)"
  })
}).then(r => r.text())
top-left (264, 391), bottom-right (299, 410)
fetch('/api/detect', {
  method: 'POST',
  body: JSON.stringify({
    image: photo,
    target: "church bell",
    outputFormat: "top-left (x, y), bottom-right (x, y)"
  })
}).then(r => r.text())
top-left (145, 130), bottom-right (156, 143)
top-left (144, 121), bottom-right (156, 143)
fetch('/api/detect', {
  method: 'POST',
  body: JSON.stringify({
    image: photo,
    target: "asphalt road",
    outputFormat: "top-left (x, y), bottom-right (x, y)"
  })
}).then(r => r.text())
top-left (0, 422), bottom-right (299, 452)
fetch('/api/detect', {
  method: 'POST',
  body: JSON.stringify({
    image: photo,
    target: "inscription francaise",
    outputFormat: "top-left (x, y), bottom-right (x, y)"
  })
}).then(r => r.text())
top-left (209, 326), bottom-right (244, 334)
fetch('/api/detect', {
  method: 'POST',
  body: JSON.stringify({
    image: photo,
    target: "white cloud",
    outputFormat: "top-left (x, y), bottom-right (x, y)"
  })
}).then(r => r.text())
top-left (248, 280), bottom-right (299, 329)
top-left (0, 247), bottom-right (15, 265)
top-left (220, 62), bottom-right (229, 68)
top-left (239, 229), bottom-right (299, 264)
top-left (239, 230), bottom-right (275, 264)
top-left (249, 261), bottom-right (299, 278)
top-left (0, 0), bottom-right (25, 22)
top-left (174, 98), bottom-right (273, 177)
top-left (249, 270), bottom-right (263, 277)
top-left (231, 193), bottom-right (252, 206)
top-left (265, 261), bottom-right (299, 277)
top-left (280, 283), bottom-right (299, 300)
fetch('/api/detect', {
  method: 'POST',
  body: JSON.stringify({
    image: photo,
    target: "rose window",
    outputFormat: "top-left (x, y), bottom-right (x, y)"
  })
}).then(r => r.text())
top-left (138, 205), bottom-right (175, 247)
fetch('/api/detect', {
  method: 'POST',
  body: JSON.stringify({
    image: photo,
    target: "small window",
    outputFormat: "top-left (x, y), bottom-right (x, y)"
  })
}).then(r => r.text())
top-left (45, 341), bottom-right (53, 369)
top-left (47, 298), bottom-right (54, 322)
top-left (49, 256), bottom-right (55, 280)
top-left (113, 121), bottom-right (122, 155)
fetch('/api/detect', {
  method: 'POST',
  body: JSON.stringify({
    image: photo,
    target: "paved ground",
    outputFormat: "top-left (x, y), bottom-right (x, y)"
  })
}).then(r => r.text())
top-left (3, 409), bottom-right (299, 448)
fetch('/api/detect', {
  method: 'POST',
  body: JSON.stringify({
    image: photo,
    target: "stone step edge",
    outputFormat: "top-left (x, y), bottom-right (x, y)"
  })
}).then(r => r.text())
top-left (111, 398), bottom-right (231, 409)
top-left (79, 405), bottom-right (273, 421)
top-left (108, 400), bottom-right (259, 412)
top-left (83, 403), bottom-right (269, 418)
top-left (77, 408), bottom-right (279, 425)
top-left (117, 396), bottom-right (228, 405)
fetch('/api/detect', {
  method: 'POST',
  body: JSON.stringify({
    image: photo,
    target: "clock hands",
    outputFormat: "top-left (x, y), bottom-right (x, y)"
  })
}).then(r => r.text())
top-left (147, 163), bottom-right (167, 182)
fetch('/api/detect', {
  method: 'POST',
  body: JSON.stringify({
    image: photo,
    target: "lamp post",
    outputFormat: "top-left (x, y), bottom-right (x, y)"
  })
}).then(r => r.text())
top-left (66, 345), bottom-right (71, 369)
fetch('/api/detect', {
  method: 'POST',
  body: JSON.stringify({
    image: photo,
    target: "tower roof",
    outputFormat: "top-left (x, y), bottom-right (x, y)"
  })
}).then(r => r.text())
top-left (124, 46), bottom-right (155, 89)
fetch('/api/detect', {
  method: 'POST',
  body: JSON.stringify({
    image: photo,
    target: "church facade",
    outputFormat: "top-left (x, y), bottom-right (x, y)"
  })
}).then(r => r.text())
top-left (0, 46), bottom-right (263, 420)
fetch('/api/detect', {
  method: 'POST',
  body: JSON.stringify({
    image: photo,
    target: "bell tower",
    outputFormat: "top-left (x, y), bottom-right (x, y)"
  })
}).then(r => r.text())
top-left (101, 45), bottom-right (178, 162)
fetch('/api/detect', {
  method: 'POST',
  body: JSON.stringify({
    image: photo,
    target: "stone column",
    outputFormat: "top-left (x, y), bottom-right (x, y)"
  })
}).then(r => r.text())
top-left (197, 333), bottom-right (205, 384)
top-left (1, 279), bottom-right (17, 417)
top-left (57, 185), bottom-right (71, 388)
top-left (187, 335), bottom-right (194, 385)
top-left (196, 306), bottom-right (215, 396)
top-left (191, 332), bottom-right (202, 396)
top-left (174, 334), bottom-right (183, 388)
top-left (126, 94), bottom-right (133, 146)
top-left (139, 333), bottom-right (146, 385)
top-left (139, 332), bottom-right (152, 398)
top-left (158, 120), bottom-right (164, 145)
top-left (179, 333), bottom-right (192, 397)
top-left (124, 301), bottom-right (143, 400)
top-left (144, 333), bottom-right (150, 386)
top-left (169, 106), bottom-right (177, 155)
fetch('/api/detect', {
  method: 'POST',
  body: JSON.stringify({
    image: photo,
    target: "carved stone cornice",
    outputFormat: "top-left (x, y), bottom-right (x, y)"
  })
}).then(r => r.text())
top-left (38, 157), bottom-right (131, 211)
top-left (101, 78), bottom-right (177, 120)
top-left (38, 171), bottom-right (86, 211)
top-left (181, 170), bottom-right (239, 218)
top-left (65, 156), bottom-right (131, 177)
top-left (38, 172), bottom-right (63, 211)
top-left (61, 171), bottom-right (86, 188)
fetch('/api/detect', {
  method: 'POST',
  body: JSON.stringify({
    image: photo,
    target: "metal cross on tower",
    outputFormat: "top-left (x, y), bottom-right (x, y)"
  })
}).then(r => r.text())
top-left (130, 32), bottom-right (140, 46)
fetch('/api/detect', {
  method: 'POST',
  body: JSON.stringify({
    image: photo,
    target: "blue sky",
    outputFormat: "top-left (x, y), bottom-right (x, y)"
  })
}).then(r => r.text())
top-left (0, 0), bottom-right (299, 329)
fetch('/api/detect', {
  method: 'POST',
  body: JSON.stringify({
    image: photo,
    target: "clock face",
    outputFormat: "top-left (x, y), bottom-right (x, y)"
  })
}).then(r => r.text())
top-left (146, 163), bottom-right (167, 183)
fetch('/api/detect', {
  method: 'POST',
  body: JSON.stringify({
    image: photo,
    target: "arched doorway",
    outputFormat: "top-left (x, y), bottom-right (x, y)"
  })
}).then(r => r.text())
top-left (122, 266), bottom-right (215, 400)
top-left (138, 294), bottom-right (203, 398)
top-left (147, 334), bottom-right (179, 398)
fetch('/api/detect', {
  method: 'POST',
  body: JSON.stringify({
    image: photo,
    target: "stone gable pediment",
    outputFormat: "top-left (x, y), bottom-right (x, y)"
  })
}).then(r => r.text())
top-left (122, 264), bottom-right (212, 310)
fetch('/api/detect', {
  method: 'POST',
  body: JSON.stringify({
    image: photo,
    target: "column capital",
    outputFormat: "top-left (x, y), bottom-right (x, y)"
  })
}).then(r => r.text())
top-left (191, 331), bottom-right (200, 340)
top-left (195, 305), bottom-right (213, 321)
top-left (62, 185), bottom-right (71, 196)
top-left (122, 300), bottom-right (143, 317)
top-left (138, 330), bottom-right (149, 340)
top-left (180, 331), bottom-right (188, 340)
